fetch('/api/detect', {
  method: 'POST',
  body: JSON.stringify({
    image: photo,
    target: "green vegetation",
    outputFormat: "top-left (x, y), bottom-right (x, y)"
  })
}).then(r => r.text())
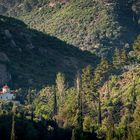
top-left (0, 0), bottom-right (139, 55)
top-left (1, 57), bottom-right (140, 140)
top-left (0, 1), bottom-right (140, 140)
top-left (133, 35), bottom-right (140, 62)
top-left (1, 36), bottom-right (139, 139)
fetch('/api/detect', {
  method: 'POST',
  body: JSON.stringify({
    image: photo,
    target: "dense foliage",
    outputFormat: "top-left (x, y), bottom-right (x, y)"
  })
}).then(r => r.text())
top-left (0, 1), bottom-right (140, 140)
top-left (1, 36), bottom-right (140, 139)
top-left (0, 0), bottom-right (140, 55)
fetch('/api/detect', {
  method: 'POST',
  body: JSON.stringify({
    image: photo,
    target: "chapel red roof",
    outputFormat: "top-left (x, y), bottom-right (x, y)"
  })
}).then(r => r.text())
top-left (3, 85), bottom-right (9, 89)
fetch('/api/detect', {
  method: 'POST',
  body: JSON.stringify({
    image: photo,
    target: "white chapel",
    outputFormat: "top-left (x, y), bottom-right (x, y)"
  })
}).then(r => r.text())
top-left (0, 85), bottom-right (15, 100)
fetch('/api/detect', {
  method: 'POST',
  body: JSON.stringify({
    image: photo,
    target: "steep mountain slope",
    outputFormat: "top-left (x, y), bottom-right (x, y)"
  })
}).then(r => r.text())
top-left (0, 15), bottom-right (98, 88)
top-left (0, 0), bottom-right (140, 55)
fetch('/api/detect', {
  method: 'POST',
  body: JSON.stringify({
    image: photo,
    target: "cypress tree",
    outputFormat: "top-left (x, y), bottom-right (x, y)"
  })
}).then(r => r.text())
top-left (82, 65), bottom-right (95, 104)
top-left (53, 87), bottom-right (58, 116)
top-left (56, 72), bottom-right (65, 104)
top-left (106, 80), bottom-right (110, 100)
top-left (98, 92), bottom-right (102, 125)
top-left (76, 72), bottom-right (83, 131)
top-left (131, 72), bottom-right (136, 112)
top-left (133, 36), bottom-right (140, 60)
top-left (11, 114), bottom-right (15, 140)
top-left (94, 57), bottom-right (109, 125)
top-left (11, 104), bottom-right (17, 140)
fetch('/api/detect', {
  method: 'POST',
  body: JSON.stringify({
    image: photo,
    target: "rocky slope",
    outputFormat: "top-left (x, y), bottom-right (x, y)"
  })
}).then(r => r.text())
top-left (0, 0), bottom-right (140, 56)
top-left (0, 15), bottom-right (98, 88)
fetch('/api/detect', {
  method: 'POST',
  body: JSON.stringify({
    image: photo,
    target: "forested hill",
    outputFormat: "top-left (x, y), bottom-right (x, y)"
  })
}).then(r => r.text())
top-left (1, 35), bottom-right (140, 140)
top-left (0, 1), bottom-right (140, 140)
top-left (0, 0), bottom-right (140, 55)
top-left (0, 15), bottom-right (98, 88)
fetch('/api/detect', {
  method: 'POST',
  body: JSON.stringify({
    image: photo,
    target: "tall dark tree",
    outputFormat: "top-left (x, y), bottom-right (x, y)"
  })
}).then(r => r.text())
top-left (131, 72), bottom-right (137, 112)
top-left (76, 72), bottom-right (83, 131)
top-left (133, 35), bottom-right (140, 60)
top-left (11, 114), bottom-right (15, 140)
top-left (11, 105), bottom-right (17, 140)
top-left (94, 57), bottom-right (110, 125)
top-left (53, 87), bottom-right (58, 117)
top-left (98, 92), bottom-right (102, 125)
top-left (106, 109), bottom-right (114, 140)
top-left (56, 72), bottom-right (66, 104)
top-left (131, 98), bottom-right (140, 140)
top-left (82, 65), bottom-right (96, 107)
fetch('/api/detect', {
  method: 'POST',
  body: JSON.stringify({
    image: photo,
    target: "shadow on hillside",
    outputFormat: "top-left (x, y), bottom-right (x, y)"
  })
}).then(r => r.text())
top-left (0, 15), bottom-right (99, 89)
top-left (0, 114), bottom-right (98, 140)
top-left (113, 1), bottom-right (140, 45)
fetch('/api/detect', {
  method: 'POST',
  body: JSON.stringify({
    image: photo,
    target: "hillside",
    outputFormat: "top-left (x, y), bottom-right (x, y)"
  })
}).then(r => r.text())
top-left (99, 66), bottom-right (140, 133)
top-left (0, 0), bottom-right (140, 55)
top-left (0, 1), bottom-right (140, 140)
top-left (0, 15), bottom-right (98, 89)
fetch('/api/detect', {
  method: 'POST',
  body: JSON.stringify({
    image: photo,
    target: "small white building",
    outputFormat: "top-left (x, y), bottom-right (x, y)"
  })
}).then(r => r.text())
top-left (0, 85), bottom-right (15, 100)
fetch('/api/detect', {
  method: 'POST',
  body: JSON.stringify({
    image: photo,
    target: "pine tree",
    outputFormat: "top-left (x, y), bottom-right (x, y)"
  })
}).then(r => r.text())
top-left (56, 72), bottom-right (65, 104)
top-left (120, 48), bottom-right (127, 65)
top-left (53, 87), bottom-right (57, 116)
top-left (76, 72), bottom-right (83, 131)
top-left (106, 109), bottom-right (114, 140)
top-left (130, 72), bottom-right (136, 112)
top-left (131, 98), bottom-right (140, 140)
top-left (106, 80), bottom-right (110, 100)
top-left (133, 36), bottom-right (140, 59)
top-left (126, 108), bottom-right (134, 140)
top-left (94, 58), bottom-right (109, 125)
top-left (113, 48), bottom-right (121, 67)
top-left (94, 57), bottom-right (109, 87)
top-left (82, 65), bottom-right (95, 104)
